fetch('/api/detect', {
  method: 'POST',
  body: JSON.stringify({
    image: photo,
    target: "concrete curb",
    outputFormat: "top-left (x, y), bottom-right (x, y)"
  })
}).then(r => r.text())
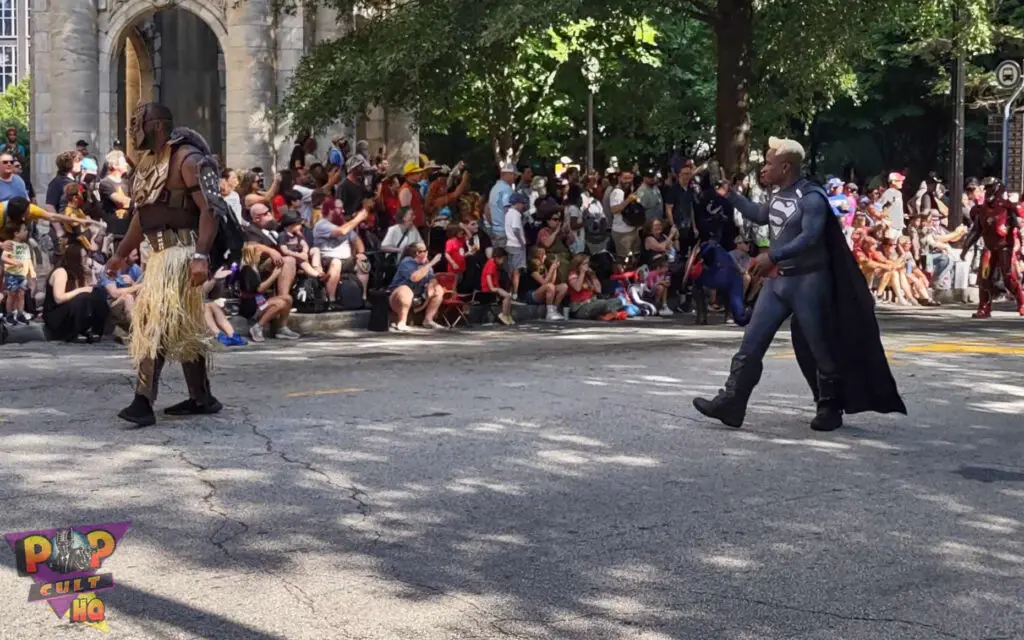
top-left (933, 287), bottom-right (979, 305)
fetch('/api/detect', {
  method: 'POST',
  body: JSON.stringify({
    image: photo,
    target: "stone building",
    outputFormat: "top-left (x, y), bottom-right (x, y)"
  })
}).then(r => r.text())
top-left (29, 0), bottom-right (417, 195)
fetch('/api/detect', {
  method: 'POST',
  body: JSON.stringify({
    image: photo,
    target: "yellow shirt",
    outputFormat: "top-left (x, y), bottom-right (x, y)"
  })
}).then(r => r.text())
top-left (61, 205), bottom-right (93, 250)
top-left (0, 201), bottom-right (47, 240)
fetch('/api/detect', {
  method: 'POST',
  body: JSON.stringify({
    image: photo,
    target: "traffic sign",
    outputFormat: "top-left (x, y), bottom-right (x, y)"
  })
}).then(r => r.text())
top-left (996, 60), bottom-right (1022, 89)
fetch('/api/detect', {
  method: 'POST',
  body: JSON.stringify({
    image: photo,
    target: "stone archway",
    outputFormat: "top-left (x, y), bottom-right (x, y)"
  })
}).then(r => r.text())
top-left (98, 0), bottom-right (228, 161)
top-left (119, 28), bottom-right (155, 158)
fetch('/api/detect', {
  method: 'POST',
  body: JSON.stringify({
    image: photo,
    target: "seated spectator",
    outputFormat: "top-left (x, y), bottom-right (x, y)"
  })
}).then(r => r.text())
top-left (387, 242), bottom-right (444, 331)
top-left (566, 254), bottom-right (624, 320)
top-left (522, 246), bottom-right (568, 321)
top-left (314, 200), bottom-right (371, 308)
top-left (381, 207), bottom-right (424, 255)
top-left (481, 247), bottom-right (515, 325)
top-left (444, 223), bottom-right (468, 281)
top-left (641, 218), bottom-right (678, 266)
top-left (247, 203), bottom-right (297, 299)
top-left (644, 255), bottom-right (673, 316)
top-left (920, 214), bottom-right (967, 290)
top-left (895, 235), bottom-right (939, 306)
top-left (535, 199), bottom-right (574, 283)
top-left (43, 244), bottom-right (109, 342)
top-left (239, 169), bottom-right (280, 220)
top-left (854, 231), bottom-right (905, 304)
top-left (564, 184), bottom-right (587, 255)
top-left (278, 210), bottom-right (325, 280)
top-left (236, 259), bottom-right (299, 343)
top-left (202, 268), bottom-right (247, 346)
top-left (100, 252), bottom-right (143, 339)
top-left (879, 237), bottom-right (919, 306)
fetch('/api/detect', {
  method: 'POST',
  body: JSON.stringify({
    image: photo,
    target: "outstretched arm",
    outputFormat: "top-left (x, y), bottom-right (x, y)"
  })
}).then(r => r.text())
top-left (768, 194), bottom-right (828, 264)
top-left (724, 190), bottom-right (769, 225)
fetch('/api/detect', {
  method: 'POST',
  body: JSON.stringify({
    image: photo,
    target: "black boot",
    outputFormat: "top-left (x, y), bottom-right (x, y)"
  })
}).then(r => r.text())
top-left (694, 288), bottom-right (708, 325)
top-left (810, 373), bottom-right (843, 432)
top-left (164, 397), bottom-right (224, 416)
top-left (693, 355), bottom-right (763, 428)
top-left (118, 394), bottom-right (156, 428)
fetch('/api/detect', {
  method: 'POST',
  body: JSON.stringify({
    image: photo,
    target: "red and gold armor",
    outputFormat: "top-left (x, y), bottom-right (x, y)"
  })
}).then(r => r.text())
top-left (970, 192), bottom-right (1024, 318)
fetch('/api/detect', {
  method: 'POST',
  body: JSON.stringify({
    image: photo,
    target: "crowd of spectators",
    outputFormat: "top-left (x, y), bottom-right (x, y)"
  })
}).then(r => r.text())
top-left (0, 129), bottom-right (1010, 345)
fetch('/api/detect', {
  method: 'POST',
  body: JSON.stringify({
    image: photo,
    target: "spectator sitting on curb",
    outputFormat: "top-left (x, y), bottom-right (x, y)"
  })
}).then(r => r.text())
top-left (387, 242), bottom-right (444, 332)
top-left (237, 258), bottom-right (299, 343)
top-left (481, 247), bottom-right (515, 326)
top-left (566, 254), bottom-right (624, 320)
top-left (202, 267), bottom-right (247, 346)
top-left (313, 198), bottom-right (370, 309)
top-left (278, 210), bottom-right (325, 280)
top-left (382, 207), bottom-right (424, 255)
top-left (643, 255), bottom-right (673, 316)
top-left (522, 246), bottom-right (568, 320)
top-left (100, 252), bottom-right (143, 342)
top-left (247, 203), bottom-right (298, 299)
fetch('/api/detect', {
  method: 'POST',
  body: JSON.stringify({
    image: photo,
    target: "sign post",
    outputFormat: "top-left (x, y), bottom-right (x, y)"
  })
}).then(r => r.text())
top-left (996, 60), bottom-right (1024, 183)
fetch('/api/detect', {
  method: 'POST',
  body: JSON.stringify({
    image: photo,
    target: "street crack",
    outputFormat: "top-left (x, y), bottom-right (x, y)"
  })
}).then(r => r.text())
top-left (177, 451), bottom-right (250, 558)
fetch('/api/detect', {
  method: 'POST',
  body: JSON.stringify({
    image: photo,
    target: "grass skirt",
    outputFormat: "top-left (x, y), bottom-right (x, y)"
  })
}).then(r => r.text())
top-left (129, 245), bottom-right (208, 366)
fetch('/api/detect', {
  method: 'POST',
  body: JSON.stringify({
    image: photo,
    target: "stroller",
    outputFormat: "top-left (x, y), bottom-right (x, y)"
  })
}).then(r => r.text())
top-left (610, 264), bottom-right (658, 317)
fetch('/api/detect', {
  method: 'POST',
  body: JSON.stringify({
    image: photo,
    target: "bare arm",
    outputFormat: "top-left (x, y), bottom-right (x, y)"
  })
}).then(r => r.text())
top-left (117, 213), bottom-right (144, 260)
top-left (50, 269), bottom-right (92, 304)
top-left (258, 266), bottom-right (281, 293)
top-left (333, 211), bottom-right (368, 237)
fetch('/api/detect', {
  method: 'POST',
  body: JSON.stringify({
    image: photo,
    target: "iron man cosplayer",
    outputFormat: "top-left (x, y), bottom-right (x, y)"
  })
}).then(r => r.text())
top-left (961, 179), bottom-right (1024, 318)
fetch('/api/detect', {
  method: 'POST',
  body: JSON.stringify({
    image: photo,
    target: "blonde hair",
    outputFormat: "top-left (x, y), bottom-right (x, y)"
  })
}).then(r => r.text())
top-left (768, 137), bottom-right (806, 163)
top-left (105, 149), bottom-right (127, 168)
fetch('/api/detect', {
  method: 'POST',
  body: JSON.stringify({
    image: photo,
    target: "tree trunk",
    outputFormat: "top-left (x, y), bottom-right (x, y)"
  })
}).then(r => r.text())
top-left (714, 0), bottom-right (753, 178)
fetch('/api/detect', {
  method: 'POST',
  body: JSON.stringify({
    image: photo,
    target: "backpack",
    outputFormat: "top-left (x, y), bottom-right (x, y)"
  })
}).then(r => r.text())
top-left (584, 200), bottom-right (608, 240)
top-left (171, 127), bottom-right (244, 271)
top-left (621, 201), bottom-right (647, 228)
top-left (293, 275), bottom-right (328, 313)
top-left (334, 273), bottom-right (365, 310)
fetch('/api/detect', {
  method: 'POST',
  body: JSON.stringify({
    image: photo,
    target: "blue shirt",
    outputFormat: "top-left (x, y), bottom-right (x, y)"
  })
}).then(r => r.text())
top-left (0, 175), bottom-right (28, 202)
top-left (488, 180), bottom-right (513, 237)
top-left (828, 193), bottom-right (848, 216)
top-left (99, 264), bottom-right (143, 291)
top-left (327, 147), bottom-right (344, 168)
top-left (388, 256), bottom-right (433, 295)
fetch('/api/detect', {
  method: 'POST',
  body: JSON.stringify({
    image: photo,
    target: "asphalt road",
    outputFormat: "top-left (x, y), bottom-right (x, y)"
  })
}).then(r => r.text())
top-left (1, 304), bottom-right (1023, 640)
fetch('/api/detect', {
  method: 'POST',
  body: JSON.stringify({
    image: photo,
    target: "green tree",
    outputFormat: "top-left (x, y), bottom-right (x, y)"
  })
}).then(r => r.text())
top-left (0, 76), bottom-right (30, 153)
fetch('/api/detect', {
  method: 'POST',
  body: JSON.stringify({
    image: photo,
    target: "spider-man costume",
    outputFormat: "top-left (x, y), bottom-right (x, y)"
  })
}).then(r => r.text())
top-left (962, 180), bottom-right (1024, 319)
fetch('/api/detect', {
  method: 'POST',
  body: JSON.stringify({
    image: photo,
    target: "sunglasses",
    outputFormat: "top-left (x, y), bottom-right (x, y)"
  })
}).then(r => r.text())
top-left (0, 160), bottom-right (12, 165)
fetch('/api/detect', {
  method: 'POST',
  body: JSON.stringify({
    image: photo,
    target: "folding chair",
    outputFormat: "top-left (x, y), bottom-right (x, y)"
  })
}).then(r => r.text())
top-left (434, 272), bottom-right (471, 328)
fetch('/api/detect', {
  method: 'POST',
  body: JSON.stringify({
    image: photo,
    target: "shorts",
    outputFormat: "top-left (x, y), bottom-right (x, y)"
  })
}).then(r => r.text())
top-left (3, 273), bottom-right (27, 292)
top-left (323, 256), bottom-right (366, 273)
top-left (491, 235), bottom-right (508, 250)
top-left (526, 289), bottom-right (543, 305)
top-left (506, 247), bottom-right (527, 273)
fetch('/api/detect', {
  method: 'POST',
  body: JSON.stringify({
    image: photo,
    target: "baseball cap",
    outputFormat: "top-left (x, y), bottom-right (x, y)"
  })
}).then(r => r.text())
top-left (888, 172), bottom-right (906, 183)
top-left (845, 182), bottom-right (858, 192)
top-left (826, 177), bottom-right (843, 190)
top-left (80, 157), bottom-right (98, 175)
top-left (508, 192), bottom-right (529, 207)
top-left (643, 166), bottom-right (658, 179)
top-left (499, 162), bottom-right (518, 175)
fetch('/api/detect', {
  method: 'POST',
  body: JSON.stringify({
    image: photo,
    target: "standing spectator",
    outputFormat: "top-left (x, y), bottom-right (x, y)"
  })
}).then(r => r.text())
top-left (2, 221), bottom-right (33, 323)
top-left (220, 169), bottom-right (243, 224)
top-left (239, 168), bottom-right (280, 220)
top-left (486, 163), bottom-right (517, 248)
top-left (878, 172), bottom-right (906, 239)
top-left (564, 184), bottom-right (587, 255)
top-left (481, 247), bottom-right (515, 325)
top-left (376, 173), bottom-right (402, 228)
top-left (609, 169), bottom-right (639, 259)
top-left (340, 157), bottom-right (367, 219)
top-left (0, 152), bottom-right (28, 202)
top-left (327, 137), bottom-right (349, 169)
top-left (98, 151), bottom-right (133, 253)
top-left (444, 224), bottom-right (468, 282)
top-left (387, 242), bottom-right (444, 331)
top-left (399, 159), bottom-right (431, 232)
top-left (76, 140), bottom-right (95, 166)
top-left (12, 160), bottom-right (33, 202)
top-left (503, 192), bottom-right (529, 298)
top-left (2, 128), bottom-right (25, 163)
top-left (636, 167), bottom-right (665, 223)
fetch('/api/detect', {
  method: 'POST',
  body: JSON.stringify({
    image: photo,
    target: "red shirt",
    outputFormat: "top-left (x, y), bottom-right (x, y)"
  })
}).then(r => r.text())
top-left (272, 194), bottom-right (286, 221)
top-left (445, 237), bottom-right (467, 274)
top-left (567, 271), bottom-right (594, 304)
top-left (481, 258), bottom-right (500, 292)
top-left (381, 189), bottom-right (400, 227)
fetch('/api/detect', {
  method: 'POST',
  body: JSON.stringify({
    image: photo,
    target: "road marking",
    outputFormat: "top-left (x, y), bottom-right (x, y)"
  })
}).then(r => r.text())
top-left (286, 388), bottom-right (364, 398)
top-left (902, 343), bottom-right (1024, 355)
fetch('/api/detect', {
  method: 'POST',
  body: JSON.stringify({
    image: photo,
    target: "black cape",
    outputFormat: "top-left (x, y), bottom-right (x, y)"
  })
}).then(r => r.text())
top-left (790, 180), bottom-right (907, 416)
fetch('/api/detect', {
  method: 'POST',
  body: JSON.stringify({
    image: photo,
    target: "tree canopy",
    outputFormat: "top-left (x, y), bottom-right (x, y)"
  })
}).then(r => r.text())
top-left (283, 0), bottom-right (1022, 177)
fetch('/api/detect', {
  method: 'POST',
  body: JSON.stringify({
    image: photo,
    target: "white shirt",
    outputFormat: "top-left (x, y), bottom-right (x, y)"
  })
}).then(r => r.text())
top-left (382, 224), bottom-right (423, 253)
top-left (610, 187), bottom-right (633, 233)
top-left (294, 184), bottom-right (314, 223)
top-left (223, 191), bottom-right (243, 224)
top-left (505, 207), bottom-right (525, 249)
top-left (566, 204), bottom-right (585, 254)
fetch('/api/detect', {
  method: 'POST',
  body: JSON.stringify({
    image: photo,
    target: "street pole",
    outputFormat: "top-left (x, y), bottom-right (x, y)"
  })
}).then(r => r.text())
top-left (587, 90), bottom-right (595, 172)
top-left (949, 6), bottom-right (966, 229)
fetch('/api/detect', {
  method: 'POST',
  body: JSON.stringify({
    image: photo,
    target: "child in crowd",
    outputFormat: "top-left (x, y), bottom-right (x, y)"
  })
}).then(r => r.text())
top-left (481, 247), bottom-right (515, 325)
top-left (2, 222), bottom-right (34, 324)
top-left (644, 255), bottom-right (672, 316)
top-left (60, 183), bottom-right (96, 253)
top-left (444, 224), bottom-right (468, 282)
top-left (203, 267), bottom-right (247, 346)
top-left (728, 235), bottom-right (763, 302)
top-left (523, 246), bottom-right (568, 320)
top-left (278, 210), bottom-right (325, 279)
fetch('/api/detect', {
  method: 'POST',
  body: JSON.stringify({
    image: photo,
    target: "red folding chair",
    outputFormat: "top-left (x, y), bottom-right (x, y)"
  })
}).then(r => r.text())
top-left (434, 272), bottom-right (471, 328)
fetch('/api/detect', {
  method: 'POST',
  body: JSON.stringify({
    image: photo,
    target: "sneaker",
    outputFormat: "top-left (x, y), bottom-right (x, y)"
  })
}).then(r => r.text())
top-left (511, 297), bottom-right (527, 307)
top-left (423, 319), bottom-right (444, 330)
top-left (659, 305), bottom-right (674, 317)
top-left (216, 331), bottom-right (233, 346)
top-left (16, 311), bottom-right (31, 323)
top-left (615, 311), bottom-right (629, 321)
top-left (228, 334), bottom-right (248, 346)
top-left (277, 326), bottom-right (301, 340)
top-left (5, 313), bottom-right (19, 326)
top-left (497, 313), bottom-right (514, 326)
top-left (545, 309), bottom-right (563, 321)
top-left (249, 324), bottom-right (265, 343)
top-left (391, 322), bottom-right (409, 332)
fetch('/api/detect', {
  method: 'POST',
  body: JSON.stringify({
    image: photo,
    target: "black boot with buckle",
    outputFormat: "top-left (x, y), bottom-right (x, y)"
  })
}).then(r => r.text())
top-left (810, 373), bottom-right (843, 431)
top-left (692, 355), bottom-right (763, 428)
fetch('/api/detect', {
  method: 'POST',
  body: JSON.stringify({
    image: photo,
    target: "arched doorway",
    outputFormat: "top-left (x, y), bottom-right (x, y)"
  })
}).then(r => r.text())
top-left (109, 6), bottom-right (226, 161)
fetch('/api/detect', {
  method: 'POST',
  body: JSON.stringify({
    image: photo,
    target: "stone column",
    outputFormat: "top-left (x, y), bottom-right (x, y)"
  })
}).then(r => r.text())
top-left (225, 0), bottom-right (275, 172)
top-left (385, 108), bottom-right (419, 168)
top-left (314, 5), bottom-right (348, 160)
top-left (274, 5), bottom-right (306, 168)
top-left (32, 0), bottom-right (99, 198)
